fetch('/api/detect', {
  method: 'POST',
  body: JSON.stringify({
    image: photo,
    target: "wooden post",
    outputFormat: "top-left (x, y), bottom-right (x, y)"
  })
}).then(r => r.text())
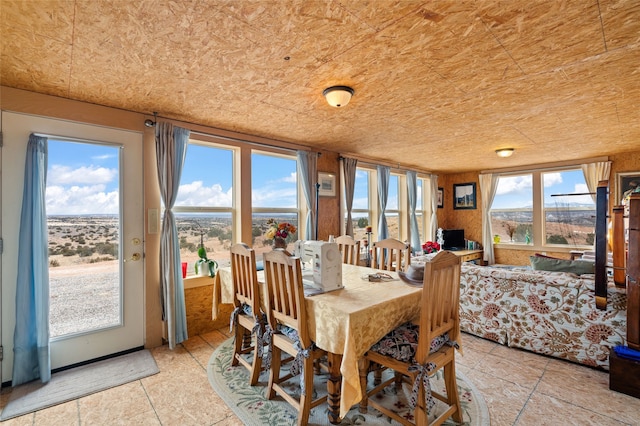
top-left (627, 194), bottom-right (640, 350)
top-left (595, 181), bottom-right (608, 310)
top-left (613, 205), bottom-right (626, 287)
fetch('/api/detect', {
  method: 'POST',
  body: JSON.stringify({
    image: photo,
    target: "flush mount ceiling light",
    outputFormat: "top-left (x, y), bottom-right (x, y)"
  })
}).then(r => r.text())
top-left (323, 86), bottom-right (354, 108)
top-left (495, 148), bottom-right (515, 157)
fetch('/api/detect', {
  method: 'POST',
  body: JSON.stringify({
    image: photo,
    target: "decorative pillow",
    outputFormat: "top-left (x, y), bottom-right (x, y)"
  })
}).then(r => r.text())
top-left (529, 256), bottom-right (595, 275)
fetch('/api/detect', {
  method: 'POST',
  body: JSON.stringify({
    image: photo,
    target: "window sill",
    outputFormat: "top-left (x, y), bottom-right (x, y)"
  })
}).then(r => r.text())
top-left (494, 243), bottom-right (537, 251)
top-left (493, 243), bottom-right (593, 253)
top-left (183, 275), bottom-right (215, 289)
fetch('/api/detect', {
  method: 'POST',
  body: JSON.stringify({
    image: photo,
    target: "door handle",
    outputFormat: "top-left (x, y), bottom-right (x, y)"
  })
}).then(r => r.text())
top-left (125, 252), bottom-right (142, 262)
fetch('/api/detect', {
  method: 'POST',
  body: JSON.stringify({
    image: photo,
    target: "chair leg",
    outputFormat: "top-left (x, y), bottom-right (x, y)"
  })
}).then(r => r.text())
top-left (445, 362), bottom-right (462, 423)
top-left (358, 358), bottom-right (370, 413)
top-left (297, 354), bottom-right (316, 426)
top-left (394, 371), bottom-right (404, 389)
top-left (231, 325), bottom-right (246, 367)
top-left (248, 336), bottom-right (262, 386)
top-left (414, 380), bottom-right (428, 426)
top-left (373, 364), bottom-right (382, 385)
top-left (267, 345), bottom-right (282, 400)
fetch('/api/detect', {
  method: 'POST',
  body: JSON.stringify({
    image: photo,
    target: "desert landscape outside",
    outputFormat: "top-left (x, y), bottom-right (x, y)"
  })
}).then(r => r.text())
top-left (48, 207), bottom-right (594, 337)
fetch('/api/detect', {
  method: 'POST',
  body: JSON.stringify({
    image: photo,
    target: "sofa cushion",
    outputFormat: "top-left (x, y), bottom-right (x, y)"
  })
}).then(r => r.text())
top-left (529, 255), bottom-right (595, 275)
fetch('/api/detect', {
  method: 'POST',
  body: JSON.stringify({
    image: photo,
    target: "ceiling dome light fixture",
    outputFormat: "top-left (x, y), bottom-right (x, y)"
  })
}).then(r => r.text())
top-left (323, 86), bottom-right (354, 108)
top-left (496, 148), bottom-right (515, 157)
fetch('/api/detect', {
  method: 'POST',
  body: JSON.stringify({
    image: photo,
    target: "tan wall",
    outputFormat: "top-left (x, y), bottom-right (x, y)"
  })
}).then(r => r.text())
top-left (184, 283), bottom-right (233, 335)
top-left (438, 172), bottom-right (483, 244)
top-left (317, 150), bottom-right (341, 240)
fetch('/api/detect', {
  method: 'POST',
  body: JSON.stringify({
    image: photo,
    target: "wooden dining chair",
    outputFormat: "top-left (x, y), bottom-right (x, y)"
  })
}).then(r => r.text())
top-left (229, 243), bottom-right (266, 386)
top-left (371, 238), bottom-right (410, 272)
top-left (359, 251), bottom-right (463, 426)
top-left (262, 249), bottom-right (327, 426)
top-left (335, 234), bottom-right (361, 265)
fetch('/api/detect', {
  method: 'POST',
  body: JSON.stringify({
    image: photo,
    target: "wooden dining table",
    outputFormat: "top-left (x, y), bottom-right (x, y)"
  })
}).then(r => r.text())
top-left (212, 263), bottom-right (423, 423)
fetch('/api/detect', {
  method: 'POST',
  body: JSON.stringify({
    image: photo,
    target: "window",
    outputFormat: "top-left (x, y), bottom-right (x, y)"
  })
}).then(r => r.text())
top-left (348, 168), bottom-right (371, 242)
top-left (346, 167), bottom-right (430, 244)
top-left (415, 178), bottom-right (425, 241)
top-left (47, 139), bottom-right (122, 337)
top-left (175, 142), bottom-right (235, 275)
top-left (414, 175), bottom-right (437, 244)
top-left (543, 169), bottom-right (595, 246)
top-left (490, 168), bottom-right (595, 248)
top-left (491, 174), bottom-right (533, 243)
top-left (385, 173), bottom-right (401, 238)
top-left (251, 151), bottom-right (299, 257)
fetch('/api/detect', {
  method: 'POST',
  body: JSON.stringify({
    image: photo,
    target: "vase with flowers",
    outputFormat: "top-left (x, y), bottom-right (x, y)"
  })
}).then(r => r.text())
top-left (265, 219), bottom-right (297, 249)
top-left (421, 240), bottom-right (441, 254)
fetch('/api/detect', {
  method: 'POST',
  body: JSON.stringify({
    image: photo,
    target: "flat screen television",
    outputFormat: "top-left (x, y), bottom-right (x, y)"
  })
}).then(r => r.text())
top-left (442, 229), bottom-right (465, 250)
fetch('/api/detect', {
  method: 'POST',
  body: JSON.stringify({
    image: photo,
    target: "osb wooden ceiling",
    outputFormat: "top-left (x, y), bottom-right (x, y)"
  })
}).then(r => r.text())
top-left (2, 0), bottom-right (640, 173)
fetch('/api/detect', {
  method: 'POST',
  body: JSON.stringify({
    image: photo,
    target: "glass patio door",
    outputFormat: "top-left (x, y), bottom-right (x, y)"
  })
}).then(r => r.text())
top-left (1, 112), bottom-right (144, 378)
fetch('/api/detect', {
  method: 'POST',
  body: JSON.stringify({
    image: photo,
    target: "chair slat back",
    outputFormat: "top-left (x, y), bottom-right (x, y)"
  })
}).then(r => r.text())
top-left (263, 250), bottom-right (311, 346)
top-left (335, 235), bottom-right (361, 265)
top-left (371, 238), bottom-right (410, 272)
top-left (415, 251), bottom-right (461, 362)
top-left (230, 243), bottom-right (260, 318)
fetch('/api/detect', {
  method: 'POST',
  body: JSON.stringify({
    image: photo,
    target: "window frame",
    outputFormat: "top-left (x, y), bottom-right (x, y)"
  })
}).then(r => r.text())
top-left (384, 172), bottom-right (404, 239)
top-left (491, 165), bottom-right (595, 252)
top-left (250, 149), bottom-right (302, 239)
top-left (415, 176), bottom-right (428, 243)
top-left (343, 165), bottom-right (424, 245)
top-left (173, 140), bottom-right (238, 274)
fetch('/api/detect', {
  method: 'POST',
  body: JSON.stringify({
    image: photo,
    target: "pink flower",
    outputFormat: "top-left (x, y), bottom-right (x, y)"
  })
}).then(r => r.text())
top-left (421, 241), bottom-right (441, 253)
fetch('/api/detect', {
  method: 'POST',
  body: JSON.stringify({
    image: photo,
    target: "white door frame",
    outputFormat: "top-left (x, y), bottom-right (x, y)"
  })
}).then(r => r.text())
top-left (1, 112), bottom-right (145, 381)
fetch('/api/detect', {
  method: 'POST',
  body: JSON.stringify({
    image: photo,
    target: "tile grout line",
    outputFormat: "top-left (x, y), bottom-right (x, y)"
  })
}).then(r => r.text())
top-left (510, 367), bottom-right (545, 425)
top-left (139, 374), bottom-right (162, 425)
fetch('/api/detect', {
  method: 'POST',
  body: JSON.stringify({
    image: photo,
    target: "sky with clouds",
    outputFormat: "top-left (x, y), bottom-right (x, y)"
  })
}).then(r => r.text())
top-left (46, 140), bottom-right (299, 215)
top-left (492, 170), bottom-right (593, 209)
top-left (45, 139), bottom-right (591, 216)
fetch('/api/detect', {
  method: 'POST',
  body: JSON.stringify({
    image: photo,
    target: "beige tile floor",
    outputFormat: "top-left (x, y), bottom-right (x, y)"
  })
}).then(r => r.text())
top-left (1, 330), bottom-right (639, 425)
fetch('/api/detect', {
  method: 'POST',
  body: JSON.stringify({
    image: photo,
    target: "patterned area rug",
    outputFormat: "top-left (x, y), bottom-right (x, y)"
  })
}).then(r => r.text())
top-left (207, 338), bottom-right (490, 425)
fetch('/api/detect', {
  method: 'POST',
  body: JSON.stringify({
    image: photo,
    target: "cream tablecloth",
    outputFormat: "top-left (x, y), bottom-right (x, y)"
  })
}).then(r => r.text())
top-left (212, 263), bottom-right (422, 418)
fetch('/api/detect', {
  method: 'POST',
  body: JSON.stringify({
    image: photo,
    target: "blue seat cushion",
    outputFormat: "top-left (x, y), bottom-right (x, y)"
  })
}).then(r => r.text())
top-left (278, 324), bottom-right (299, 341)
top-left (238, 304), bottom-right (267, 325)
top-left (370, 322), bottom-right (450, 363)
top-left (240, 303), bottom-right (253, 316)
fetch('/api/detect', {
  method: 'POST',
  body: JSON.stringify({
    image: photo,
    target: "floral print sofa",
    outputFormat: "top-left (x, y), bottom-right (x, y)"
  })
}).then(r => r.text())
top-left (459, 263), bottom-right (627, 369)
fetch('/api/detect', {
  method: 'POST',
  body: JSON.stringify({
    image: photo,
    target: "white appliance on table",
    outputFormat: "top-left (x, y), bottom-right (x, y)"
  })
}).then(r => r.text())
top-left (293, 240), bottom-right (343, 292)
